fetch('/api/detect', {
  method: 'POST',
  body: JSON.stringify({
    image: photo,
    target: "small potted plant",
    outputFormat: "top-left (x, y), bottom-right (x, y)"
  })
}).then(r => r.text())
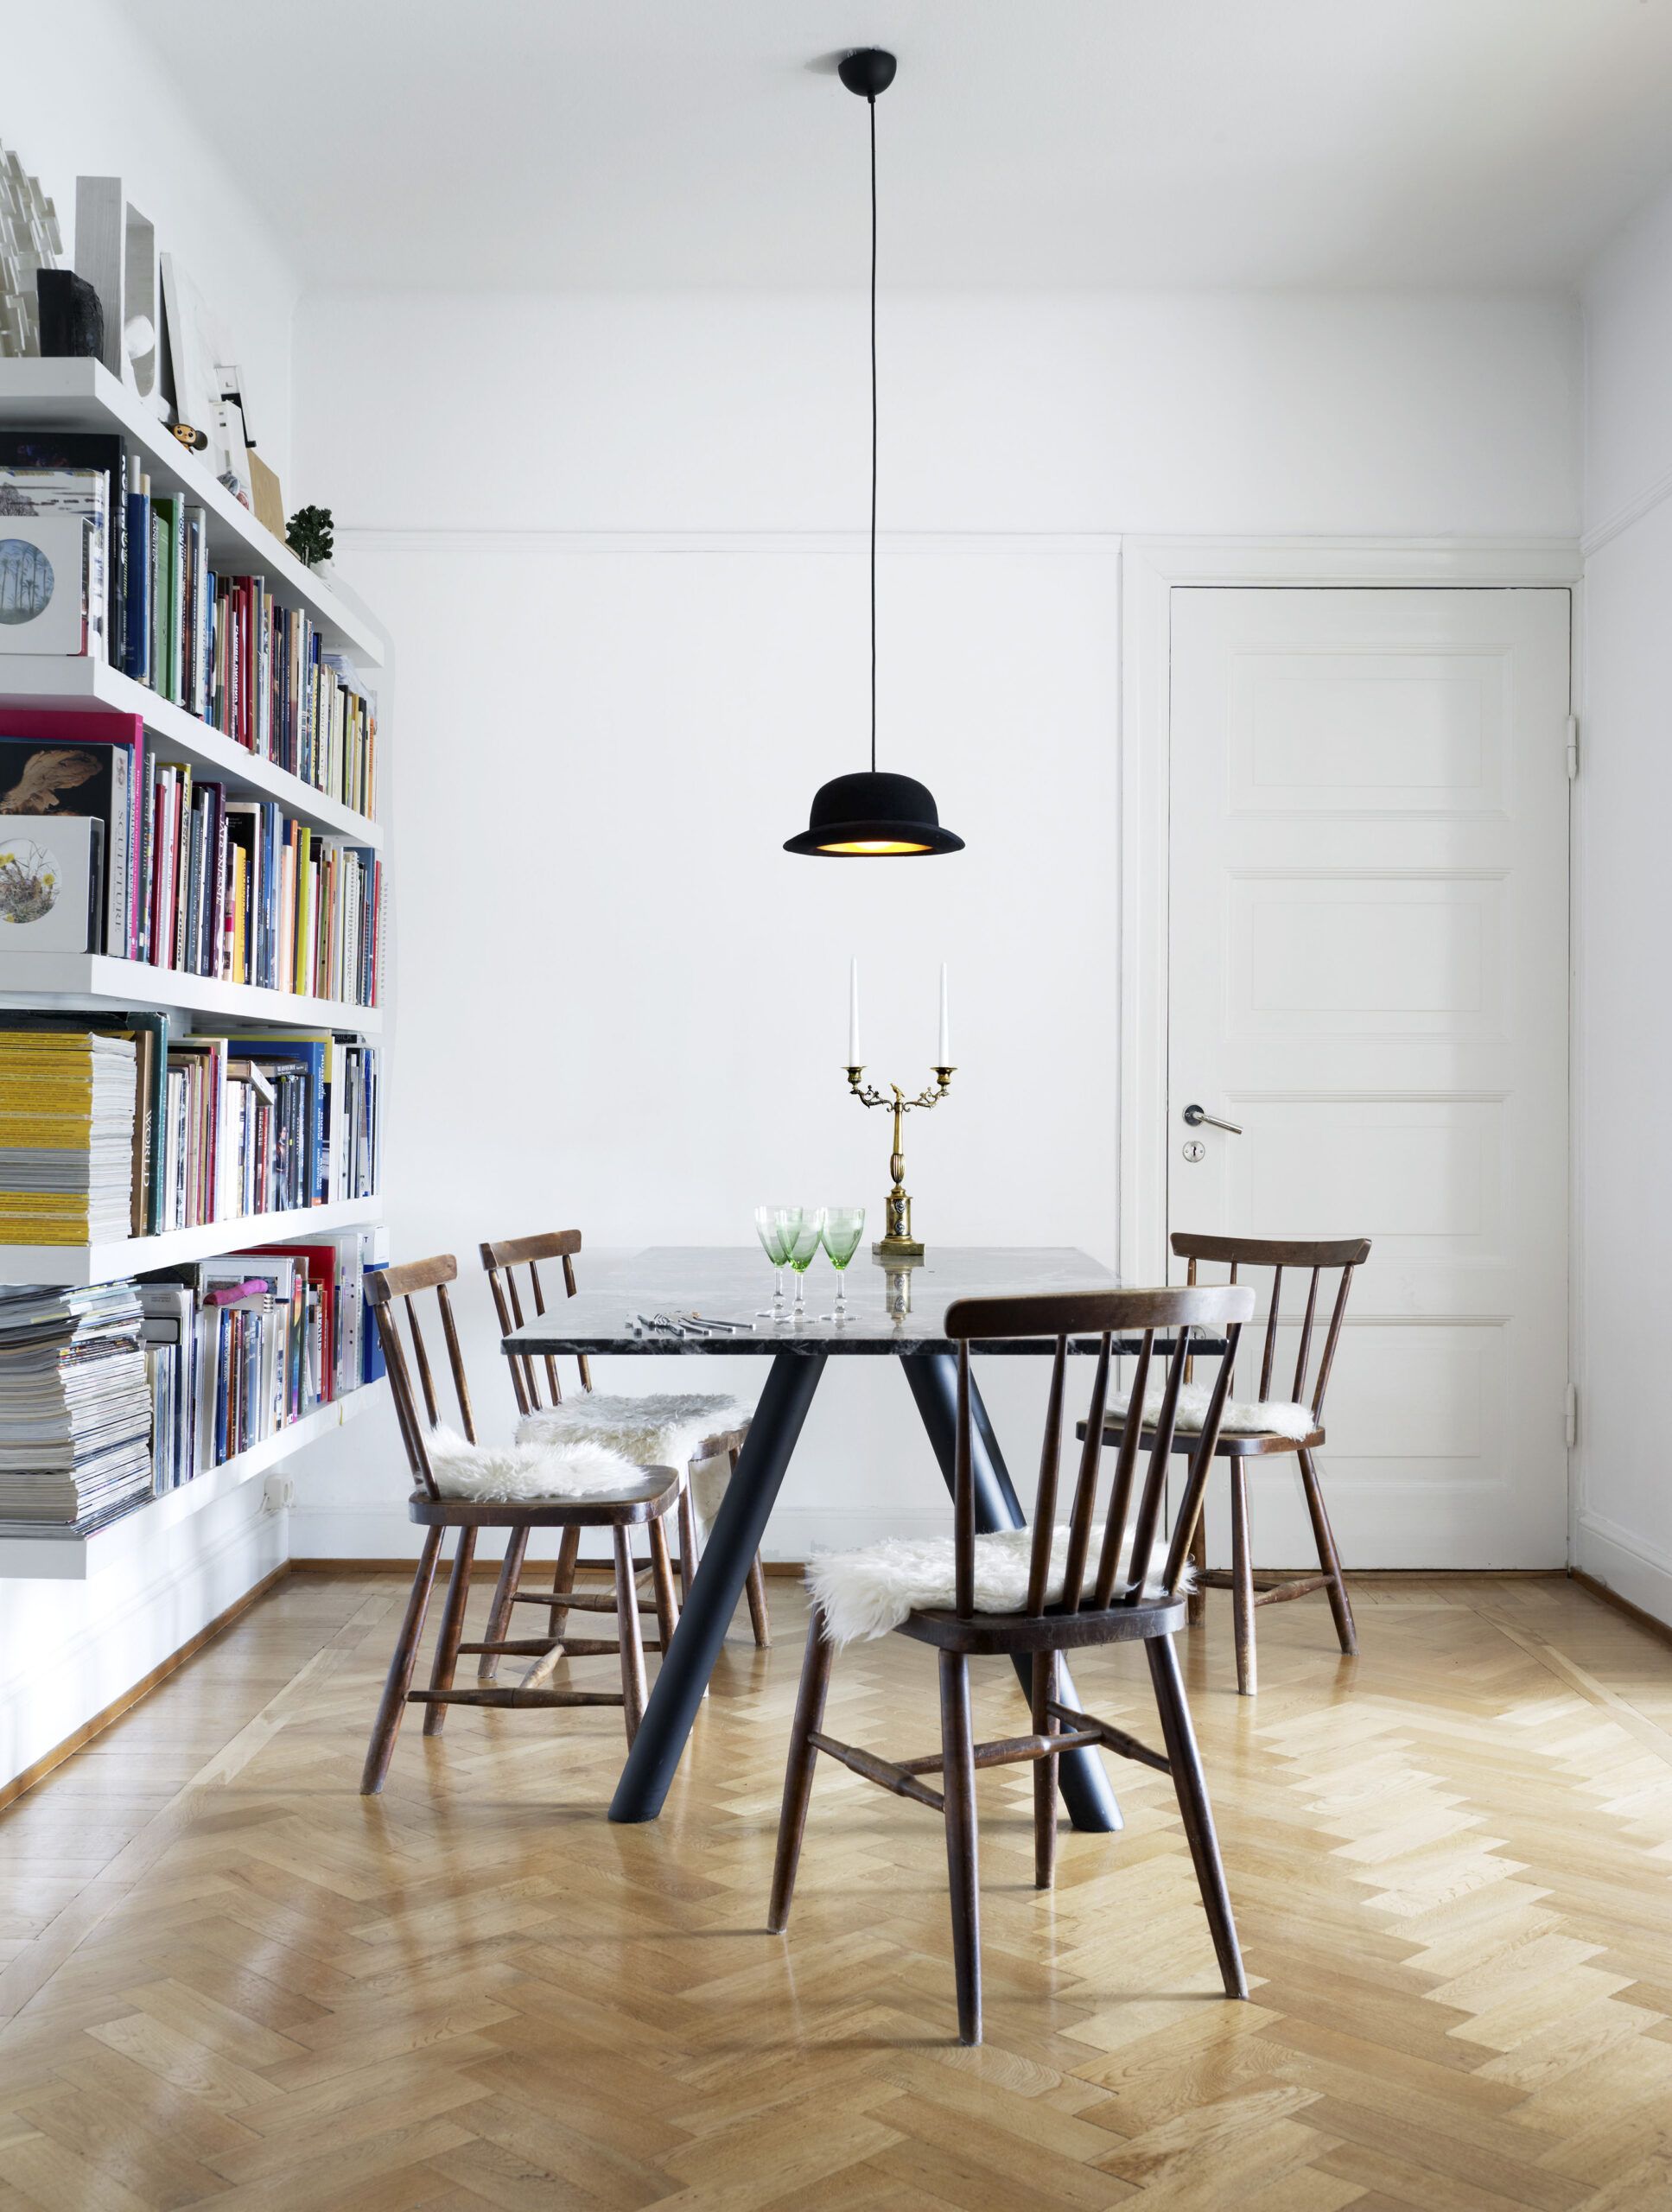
top-left (286, 505), bottom-right (335, 570)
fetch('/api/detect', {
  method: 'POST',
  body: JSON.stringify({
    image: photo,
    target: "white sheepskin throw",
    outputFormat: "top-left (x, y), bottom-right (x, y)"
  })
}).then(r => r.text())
top-left (423, 1423), bottom-right (645, 1503)
top-left (1140, 1378), bottom-right (1315, 1440)
top-left (808, 1523), bottom-right (1189, 1646)
top-left (517, 1390), bottom-right (753, 1473)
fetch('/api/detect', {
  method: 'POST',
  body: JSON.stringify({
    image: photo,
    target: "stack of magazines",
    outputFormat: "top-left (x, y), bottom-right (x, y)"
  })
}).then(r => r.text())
top-left (0, 1282), bottom-right (153, 1530)
top-left (0, 1028), bottom-right (137, 1247)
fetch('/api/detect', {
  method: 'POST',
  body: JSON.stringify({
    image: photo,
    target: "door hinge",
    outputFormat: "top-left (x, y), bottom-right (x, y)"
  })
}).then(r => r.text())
top-left (1566, 715), bottom-right (1580, 780)
top-left (1564, 1382), bottom-right (1578, 1450)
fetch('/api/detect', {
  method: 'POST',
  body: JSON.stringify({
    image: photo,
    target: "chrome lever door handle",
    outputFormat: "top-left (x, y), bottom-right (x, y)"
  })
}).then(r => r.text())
top-left (1182, 1103), bottom-right (1243, 1135)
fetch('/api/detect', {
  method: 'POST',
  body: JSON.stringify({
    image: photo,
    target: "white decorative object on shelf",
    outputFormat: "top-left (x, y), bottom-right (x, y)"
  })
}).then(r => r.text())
top-left (73, 177), bottom-right (159, 400)
top-left (0, 143), bottom-right (62, 359)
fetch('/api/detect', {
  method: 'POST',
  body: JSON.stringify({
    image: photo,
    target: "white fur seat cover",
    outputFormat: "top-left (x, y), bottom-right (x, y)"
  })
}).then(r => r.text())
top-left (1138, 1379), bottom-right (1316, 1440)
top-left (424, 1423), bottom-right (648, 1504)
top-left (517, 1393), bottom-right (753, 1529)
top-left (808, 1524), bottom-right (1189, 1647)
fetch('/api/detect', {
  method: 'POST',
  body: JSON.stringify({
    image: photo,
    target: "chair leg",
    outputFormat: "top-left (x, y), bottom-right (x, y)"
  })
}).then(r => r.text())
top-left (613, 1529), bottom-right (649, 1745)
top-left (767, 1603), bottom-right (836, 1933)
top-left (940, 1649), bottom-right (982, 2045)
top-left (1186, 1494), bottom-right (1207, 1629)
top-left (1146, 1631), bottom-right (1247, 1999)
top-left (549, 1527), bottom-right (581, 1643)
top-left (478, 1527), bottom-right (528, 1682)
top-left (744, 1555), bottom-right (772, 1649)
top-left (360, 1529), bottom-right (443, 1795)
top-left (1031, 1649), bottom-right (1059, 1891)
top-left (677, 1482), bottom-right (702, 1606)
top-left (1230, 1459), bottom-right (1256, 1697)
top-left (647, 1510), bottom-right (680, 1656)
top-left (1298, 1446), bottom-right (1357, 1657)
top-left (423, 1528), bottom-right (477, 1737)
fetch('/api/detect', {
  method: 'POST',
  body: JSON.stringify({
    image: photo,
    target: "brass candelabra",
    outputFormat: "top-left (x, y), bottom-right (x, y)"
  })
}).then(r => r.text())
top-left (844, 1065), bottom-right (956, 1261)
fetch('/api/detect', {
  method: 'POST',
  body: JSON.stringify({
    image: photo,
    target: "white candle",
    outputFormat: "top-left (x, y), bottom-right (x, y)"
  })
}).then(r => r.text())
top-left (849, 957), bottom-right (861, 1065)
top-left (938, 963), bottom-right (950, 1065)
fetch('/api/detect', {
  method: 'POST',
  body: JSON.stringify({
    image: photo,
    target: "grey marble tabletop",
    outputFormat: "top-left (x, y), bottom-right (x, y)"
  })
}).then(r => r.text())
top-left (499, 1244), bottom-right (1208, 1358)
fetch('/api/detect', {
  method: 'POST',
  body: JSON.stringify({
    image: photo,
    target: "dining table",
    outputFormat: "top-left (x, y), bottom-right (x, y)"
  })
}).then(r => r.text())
top-left (502, 1243), bottom-right (1203, 1831)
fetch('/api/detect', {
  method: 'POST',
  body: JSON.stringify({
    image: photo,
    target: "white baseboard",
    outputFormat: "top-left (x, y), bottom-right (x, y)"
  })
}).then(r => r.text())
top-left (0, 1485), bottom-right (285, 1792)
top-left (1574, 1509), bottom-right (1672, 1630)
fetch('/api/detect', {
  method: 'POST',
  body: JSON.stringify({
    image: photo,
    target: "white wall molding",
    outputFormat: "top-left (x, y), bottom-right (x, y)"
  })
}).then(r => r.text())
top-left (1580, 464), bottom-right (1672, 560)
top-left (340, 527), bottom-right (1124, 558)
top-left (1575, 1508), bottom-right (1672, 1628)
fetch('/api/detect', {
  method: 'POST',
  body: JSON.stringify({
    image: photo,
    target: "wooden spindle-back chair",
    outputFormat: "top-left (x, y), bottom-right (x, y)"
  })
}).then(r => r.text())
top-left (479, 1230), bottom-right (768, 1683)
top-left (359, 1253), bottom-right (683, 1796)
top-left (770, 1281), bottom-right (1255, 2047)
top-left (1084, 1232), bottom-right (1370, 1695)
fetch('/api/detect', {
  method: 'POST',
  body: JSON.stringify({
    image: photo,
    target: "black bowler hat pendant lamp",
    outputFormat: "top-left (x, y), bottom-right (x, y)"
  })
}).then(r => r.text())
top-left (785, 49), bottom-right (964, 858)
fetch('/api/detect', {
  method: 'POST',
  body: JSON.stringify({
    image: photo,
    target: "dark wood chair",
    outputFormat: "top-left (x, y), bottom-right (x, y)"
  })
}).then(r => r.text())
top-left (479, 1230), bottom-right (769, 1684)
top-left (359, 1253), bottom-right (683, 1796)
top-left (768, 1281), bottom-right (1256, 2047)
top-left (1081, 1232), bottom-right (1370, 1696)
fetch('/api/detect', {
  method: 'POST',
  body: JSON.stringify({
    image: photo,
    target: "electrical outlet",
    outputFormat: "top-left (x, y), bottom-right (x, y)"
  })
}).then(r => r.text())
top-left (262, 1472), bottom-right (296, 1514)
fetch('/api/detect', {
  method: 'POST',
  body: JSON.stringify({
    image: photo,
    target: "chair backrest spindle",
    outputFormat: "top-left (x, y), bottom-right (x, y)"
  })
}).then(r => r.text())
top-left (1025, 1338), bottom-right (1068, 1616)
top-left (1058, 1332), bottom-right (1112, 1614)
top-left (954, 1341), bottom-right (975, 1617)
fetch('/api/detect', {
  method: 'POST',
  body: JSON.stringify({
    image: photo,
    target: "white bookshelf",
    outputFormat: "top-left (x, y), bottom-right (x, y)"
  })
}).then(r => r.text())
top-left (0, 357), bottom-right (393, 1575)
top-left (0, 1378), bottom-right (386, 1581)
top-left (0, 359), bottom-right (382, 664)
top-left (0, 659), bottom-right (381, 846)
top-left (0, 952), bottom-right (383, 1032)
top-left (0, 1194), bottom-right (383, 1288)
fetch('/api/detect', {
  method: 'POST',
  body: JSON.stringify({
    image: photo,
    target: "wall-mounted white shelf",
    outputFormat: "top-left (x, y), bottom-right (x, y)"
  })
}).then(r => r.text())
top-left (0, 659), bottom-right (381, 849)
top-left (0, 359), bottom-right (382, 665)
top-left (0, 1377), bottom-right (386, 1581)
top-left (0, 1193), bottom-right (382, 1288)
top-left (0, 952), bottom-right (382, 1033)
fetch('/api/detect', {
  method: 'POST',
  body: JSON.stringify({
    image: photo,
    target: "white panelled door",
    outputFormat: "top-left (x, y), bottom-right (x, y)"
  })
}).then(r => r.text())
top-left (1167, 588), bottom-right (1569, 1567)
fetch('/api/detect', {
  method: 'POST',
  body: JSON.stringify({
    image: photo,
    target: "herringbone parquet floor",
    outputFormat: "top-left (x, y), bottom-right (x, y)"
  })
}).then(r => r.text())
top-left (2, 1568), bottom-right (1670, 2209)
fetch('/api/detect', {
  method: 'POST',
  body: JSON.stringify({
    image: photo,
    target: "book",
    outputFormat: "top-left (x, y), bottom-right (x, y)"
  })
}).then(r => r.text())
top-left (0, 1282), bottom-right (152, 1530)
top-left (0, 513), bottom-right (92, 655)
top-left (0, 467), bottom-right (106, 659)
top-left (0, 431), bottom-right (129, 675)
top-left (0, 732), bottom-right (132, 958)
top-left (0, 815), bottom-right (101, 951)
top-left (0, 1028), bottom-right (137, 1246)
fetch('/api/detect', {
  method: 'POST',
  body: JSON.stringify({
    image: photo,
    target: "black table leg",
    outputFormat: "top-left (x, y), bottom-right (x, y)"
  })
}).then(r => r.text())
top-left (609, 1350), bottom-right (826, 1823)
top-left (902, 1353), bottom-right (1122, 1834)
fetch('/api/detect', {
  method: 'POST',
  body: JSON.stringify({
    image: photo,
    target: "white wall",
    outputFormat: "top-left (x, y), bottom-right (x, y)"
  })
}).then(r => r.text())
top-left (286, 288), bottom-right (1580, 1567)
top-left (1573, 178), bottom-right (1672, 1626)
top-left (3, 0), bottom-right (300, 476)
top-left (0, 0), bottom-right (304, 1791)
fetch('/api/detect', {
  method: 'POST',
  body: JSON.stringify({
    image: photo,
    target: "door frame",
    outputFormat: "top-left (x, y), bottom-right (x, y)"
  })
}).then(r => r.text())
top-left (1118, 535), bottom-right (1582, 1298)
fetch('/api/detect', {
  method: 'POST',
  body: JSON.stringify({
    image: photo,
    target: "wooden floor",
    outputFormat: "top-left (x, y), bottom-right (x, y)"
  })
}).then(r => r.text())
top-left (1, 1570), bottom-right (1670, 2209)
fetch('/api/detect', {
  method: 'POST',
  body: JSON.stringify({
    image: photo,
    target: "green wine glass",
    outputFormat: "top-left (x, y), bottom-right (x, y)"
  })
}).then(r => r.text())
top-left (819, 1206), bottom-right (867, 1321)
top-left (754, 1205), bottom-right (801, 1323)
top-left (784, 1208), bottom-right (827, 1325)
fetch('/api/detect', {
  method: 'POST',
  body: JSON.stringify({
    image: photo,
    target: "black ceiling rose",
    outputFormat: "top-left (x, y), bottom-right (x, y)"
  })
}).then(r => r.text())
top-left (784, 771), bottom-right (965, 858)
top-left (837, 48), bottom-right (897, 99)
top-left (785, 48), bottom-right (963, 860)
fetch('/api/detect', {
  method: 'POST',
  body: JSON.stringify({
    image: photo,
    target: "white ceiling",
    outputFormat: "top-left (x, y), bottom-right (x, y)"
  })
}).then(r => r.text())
top-left (116, 0), bottom-right (1672, 289)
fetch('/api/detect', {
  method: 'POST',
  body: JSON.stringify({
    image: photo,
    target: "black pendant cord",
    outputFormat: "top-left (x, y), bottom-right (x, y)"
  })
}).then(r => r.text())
top-left (868, 88), bottom-right (878, 776)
